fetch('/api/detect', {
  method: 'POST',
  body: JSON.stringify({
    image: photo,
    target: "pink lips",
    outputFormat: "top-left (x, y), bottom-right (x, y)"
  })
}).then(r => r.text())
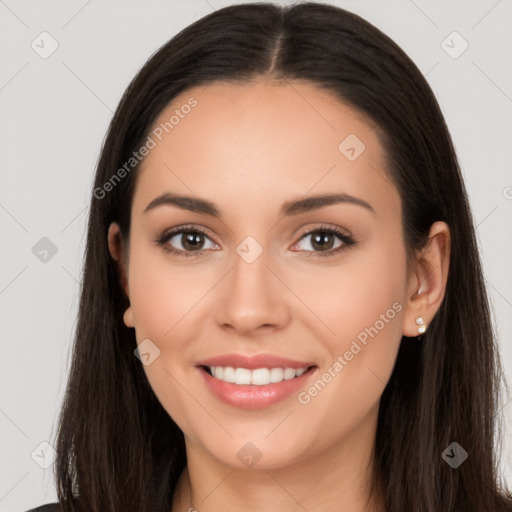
top-left (196, 353), bottom-right (317, 409)
top-left (196, 353), bottom-right (315, 370)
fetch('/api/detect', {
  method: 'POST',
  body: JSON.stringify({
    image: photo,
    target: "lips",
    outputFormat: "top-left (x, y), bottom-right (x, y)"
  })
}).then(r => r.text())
top-left (195, 353), bottom-right (318, 409)
top-left (196, 353), bottom-right (316, 370)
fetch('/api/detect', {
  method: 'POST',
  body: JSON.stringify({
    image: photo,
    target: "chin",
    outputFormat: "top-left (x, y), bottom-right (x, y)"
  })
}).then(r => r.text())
top-left (200, 435), bottom-right (313, 471)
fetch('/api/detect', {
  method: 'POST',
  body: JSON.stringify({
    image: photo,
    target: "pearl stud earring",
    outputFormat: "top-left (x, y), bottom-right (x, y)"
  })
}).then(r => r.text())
top-left (415, 316), bottom-right (426, 334)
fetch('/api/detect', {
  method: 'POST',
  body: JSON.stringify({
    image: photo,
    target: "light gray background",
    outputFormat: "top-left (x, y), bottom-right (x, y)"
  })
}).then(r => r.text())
top-left (1, 1), bottom-right (511, 510)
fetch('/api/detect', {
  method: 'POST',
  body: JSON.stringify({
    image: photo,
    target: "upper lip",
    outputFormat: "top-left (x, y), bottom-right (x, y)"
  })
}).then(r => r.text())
top-left (196, 353), bottom-right (316, 370)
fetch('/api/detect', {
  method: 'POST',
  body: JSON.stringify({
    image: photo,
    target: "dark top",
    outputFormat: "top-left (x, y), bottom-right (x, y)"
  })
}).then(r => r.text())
top-left (24, 503), bottom-right (60, 512)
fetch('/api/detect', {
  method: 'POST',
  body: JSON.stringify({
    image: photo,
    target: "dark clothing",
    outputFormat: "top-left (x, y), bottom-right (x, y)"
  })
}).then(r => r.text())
top-left (24, 503), bottom-right (60, 512)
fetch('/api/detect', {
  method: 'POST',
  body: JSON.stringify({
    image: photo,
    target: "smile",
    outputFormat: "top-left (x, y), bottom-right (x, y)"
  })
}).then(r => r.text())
top-left (204, 365), bottom-right (309, 385)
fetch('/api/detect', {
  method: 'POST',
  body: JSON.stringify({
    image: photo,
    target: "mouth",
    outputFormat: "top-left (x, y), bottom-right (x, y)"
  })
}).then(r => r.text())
top-left (196, 357), bottom-right (318, 409)
top-left (199, 364), bottom-right (316, 385)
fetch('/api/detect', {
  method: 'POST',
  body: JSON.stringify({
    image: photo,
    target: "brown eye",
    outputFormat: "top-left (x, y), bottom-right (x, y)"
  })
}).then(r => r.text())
top-left (156, 226), bottom-right (218, 256)
top-left (309, 231), bottom-right (337, 251)
top-left (178, 231), bottom-right (207, 251)
top-left (292, 226), bottom-right (356, 257)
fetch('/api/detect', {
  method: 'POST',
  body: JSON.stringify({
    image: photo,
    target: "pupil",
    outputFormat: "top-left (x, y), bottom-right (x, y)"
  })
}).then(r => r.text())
top-left (183, 232), bottom-right (203, 251)
top-left (312, 232), bottom-right (333, 251)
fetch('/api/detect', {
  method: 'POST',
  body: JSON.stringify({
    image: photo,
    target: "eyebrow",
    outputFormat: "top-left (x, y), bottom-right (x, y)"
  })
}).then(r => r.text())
top-left (143, 192), bottom-right (376, 217)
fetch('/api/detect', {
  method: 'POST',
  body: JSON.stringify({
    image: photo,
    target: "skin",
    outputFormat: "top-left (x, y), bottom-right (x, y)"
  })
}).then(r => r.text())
top-left (107, 79), bottom-right (450, 512)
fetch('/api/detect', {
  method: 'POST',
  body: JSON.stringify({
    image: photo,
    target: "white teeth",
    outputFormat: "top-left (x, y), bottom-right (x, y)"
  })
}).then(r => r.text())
top-left (234, 368), bottom-right (251, 385)
top-left (223, 366), bottom-right (235, 383)
top-left (251, 368), bottom-right (270, 385)
top-left (283, 368), bottom-right (296, 380)
top-left (269, 367), bottom-right (284, 383)
top-left (207, 366), bottom-right (309, 385)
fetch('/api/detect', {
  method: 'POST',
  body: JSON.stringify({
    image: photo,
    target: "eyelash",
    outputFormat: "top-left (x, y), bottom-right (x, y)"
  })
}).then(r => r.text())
top-left (155, 224), bottom-right (356, 258)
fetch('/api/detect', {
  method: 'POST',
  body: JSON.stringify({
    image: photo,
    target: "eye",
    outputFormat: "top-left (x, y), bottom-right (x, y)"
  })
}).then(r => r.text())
top-left (155, 225), bottom-right (218, 257)
top-left (155, 224), bottom-right (356, 258)
top-left (291, 225), bottom-right (356, 257)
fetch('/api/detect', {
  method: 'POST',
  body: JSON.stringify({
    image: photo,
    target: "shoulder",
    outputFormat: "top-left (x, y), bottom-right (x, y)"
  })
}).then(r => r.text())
top-left (24, 503), bottom-right (60, 512)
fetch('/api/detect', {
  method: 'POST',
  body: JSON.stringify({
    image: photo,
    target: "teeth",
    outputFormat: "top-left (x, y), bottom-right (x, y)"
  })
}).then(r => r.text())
top-left (207, 366), bottom-right (309, 385)
top-left (251, 368), bottom-right (270, 385)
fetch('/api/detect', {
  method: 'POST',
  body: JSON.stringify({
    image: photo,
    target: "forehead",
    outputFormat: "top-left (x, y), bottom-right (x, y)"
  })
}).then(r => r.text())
top-left (132, 80), bottom-right (400, 221)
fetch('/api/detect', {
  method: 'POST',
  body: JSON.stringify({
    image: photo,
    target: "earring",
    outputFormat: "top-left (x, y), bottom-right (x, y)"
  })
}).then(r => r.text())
top-left (415, 316), bottom-right (426, 334)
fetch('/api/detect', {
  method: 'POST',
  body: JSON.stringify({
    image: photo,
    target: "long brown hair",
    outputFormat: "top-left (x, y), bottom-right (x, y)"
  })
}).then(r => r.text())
top-left (53, 3), bottom-right (512, 511)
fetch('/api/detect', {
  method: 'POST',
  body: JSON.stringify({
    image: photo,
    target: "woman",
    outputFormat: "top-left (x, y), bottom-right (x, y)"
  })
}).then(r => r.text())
top-left (27, 2), bottom-right (512, 511)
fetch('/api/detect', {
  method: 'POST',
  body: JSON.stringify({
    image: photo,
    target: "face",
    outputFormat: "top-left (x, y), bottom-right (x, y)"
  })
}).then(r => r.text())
top-left (109, 79), bottom-right (417, 470)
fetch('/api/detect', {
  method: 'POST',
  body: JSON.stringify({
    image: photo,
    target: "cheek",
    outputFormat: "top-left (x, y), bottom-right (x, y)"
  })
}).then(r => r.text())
top-left (127, 239), bottom-right (212, 339)
top-left (126, 244), bottom-right (205, 428)
top-left (291, 236), bottom-right (406, 406)
top-left (126, 239), bottom-right (226, 393)
top-left (290, 237), bottom-right (406, 343)
top-left (345, 245), bottom-right (406, 365)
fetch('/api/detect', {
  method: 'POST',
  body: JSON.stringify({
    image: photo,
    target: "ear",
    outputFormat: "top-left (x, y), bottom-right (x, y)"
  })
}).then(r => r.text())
top-left (402, 221), bottom-right (451, 337)
top-left (107, 222), bottom-right (134, 328)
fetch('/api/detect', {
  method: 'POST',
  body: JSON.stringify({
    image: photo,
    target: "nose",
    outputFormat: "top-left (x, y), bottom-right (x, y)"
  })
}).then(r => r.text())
top-left (214, 247), bottom-right (291, 337)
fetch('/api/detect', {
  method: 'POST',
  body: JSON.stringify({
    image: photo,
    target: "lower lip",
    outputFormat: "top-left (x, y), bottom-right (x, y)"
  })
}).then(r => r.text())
top-left (197, 366), bottom-right (317, 409)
